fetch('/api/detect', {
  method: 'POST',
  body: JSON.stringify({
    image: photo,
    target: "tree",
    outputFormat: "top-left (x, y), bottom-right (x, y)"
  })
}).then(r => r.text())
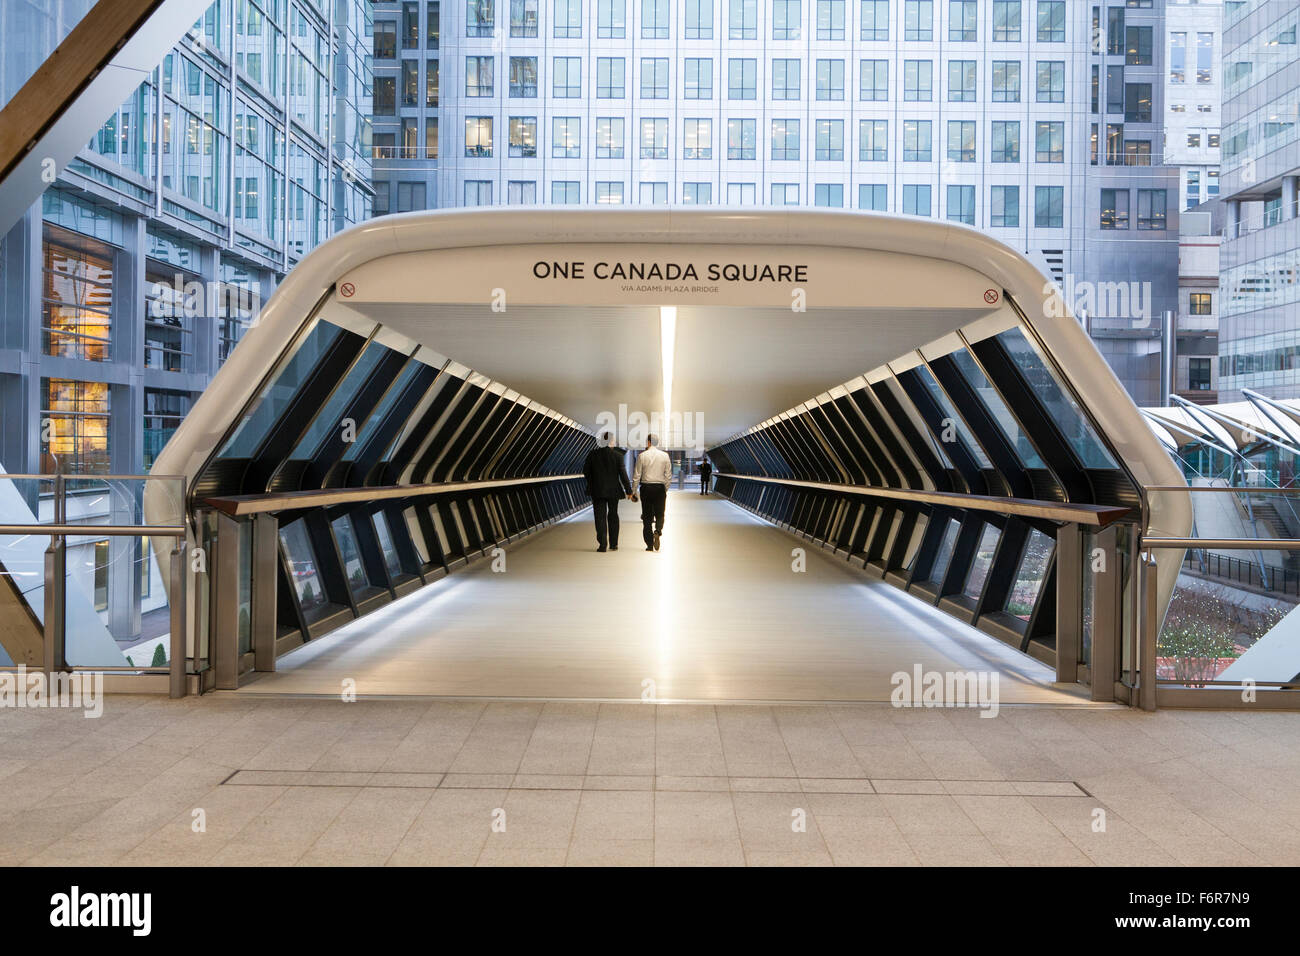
top-left (151, 642), bottom-right (167, 667)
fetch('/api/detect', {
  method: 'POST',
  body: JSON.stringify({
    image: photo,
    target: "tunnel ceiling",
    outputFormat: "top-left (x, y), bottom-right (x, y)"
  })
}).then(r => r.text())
top-left (355, 302), bottom-right (985, 446)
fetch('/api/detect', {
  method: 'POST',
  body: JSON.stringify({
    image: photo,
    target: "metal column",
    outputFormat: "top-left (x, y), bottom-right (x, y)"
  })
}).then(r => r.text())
top-left (1090, 525), bottom-right (1120, 702)
top-left (251, 513), bottom-right (279, 672)
top-left (1054, 523), bottom-right (1081, 684)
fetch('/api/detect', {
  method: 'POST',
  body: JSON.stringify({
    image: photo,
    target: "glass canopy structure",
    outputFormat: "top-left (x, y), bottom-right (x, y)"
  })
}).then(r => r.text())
top-left (147, 207), bottom-right (1197, 702)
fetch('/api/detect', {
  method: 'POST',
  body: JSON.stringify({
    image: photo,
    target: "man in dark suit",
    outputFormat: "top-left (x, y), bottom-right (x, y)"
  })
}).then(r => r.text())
top-left (583, 433), bottom-right (633, 552)
top-left (698, 457), bottom-right (713, 495)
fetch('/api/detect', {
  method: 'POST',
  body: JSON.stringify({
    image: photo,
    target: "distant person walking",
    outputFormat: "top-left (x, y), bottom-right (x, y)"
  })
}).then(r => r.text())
top-left (582, 432), bottom-right (633, 552)
top-left (698, 457), bottom-right (713, 495)
top-left (632, 434), bottom-right (673, 551)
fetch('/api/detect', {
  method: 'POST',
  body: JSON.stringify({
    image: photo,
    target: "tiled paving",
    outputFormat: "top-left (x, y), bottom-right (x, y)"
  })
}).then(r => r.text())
top-left (2, 696), bottom-right (1298, 866)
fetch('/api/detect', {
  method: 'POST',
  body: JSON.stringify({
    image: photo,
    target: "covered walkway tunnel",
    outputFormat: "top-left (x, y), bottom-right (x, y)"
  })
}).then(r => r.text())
top-left (147, 209), bottom-right (1192, 703)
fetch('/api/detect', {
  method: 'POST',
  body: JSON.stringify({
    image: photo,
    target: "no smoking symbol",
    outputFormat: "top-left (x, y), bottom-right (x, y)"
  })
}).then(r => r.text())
top-left (984, 289), bottom-right (999, 305)
top-left (340, 282), bottom-right (355, 298)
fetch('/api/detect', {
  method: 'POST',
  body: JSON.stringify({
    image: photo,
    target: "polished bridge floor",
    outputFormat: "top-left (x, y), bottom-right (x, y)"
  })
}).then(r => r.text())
top-left (239, 492), bottom-right (1086, 703)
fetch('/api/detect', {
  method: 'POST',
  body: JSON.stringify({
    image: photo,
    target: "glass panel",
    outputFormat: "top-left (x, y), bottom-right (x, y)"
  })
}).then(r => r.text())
top-left (1006, 528), bottom-right (1053, 620)
top-left (962, 523), bottom-right (1000, 598)
top-left (930, 518), bottom-right (960, 585)
top-left (69, 534), bottom-right (173, 669)
top-left (913, 364), bottom-right (991, 468)
top-left (949, 348), bottom-right (1044, 467)
top-left (237, 519), bottom-right (252, 655)
top-left (373, 511), bottom-right (404, 578)
top-left (280, 519), bottom-right (328, 615)
top-left (996, 328), bottom-right (1118, 468)
top-left (343, 356), bottom-right (424, 460)
top-left (333, 515), bottom-right (372, 594)
top-left (404, 506), bottom-right (431, 563)
top-left (218, 318), bottom-right (345, 458)
top-left (289, 342), bottom-right (390, 459)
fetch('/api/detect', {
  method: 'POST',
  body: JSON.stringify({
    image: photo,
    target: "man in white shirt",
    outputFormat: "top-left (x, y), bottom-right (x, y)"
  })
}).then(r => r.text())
top-left (631, 433), bottom-right (673, 551)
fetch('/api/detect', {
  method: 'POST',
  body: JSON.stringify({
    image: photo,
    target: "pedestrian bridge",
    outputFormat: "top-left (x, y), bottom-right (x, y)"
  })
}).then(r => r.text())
top-left (137, 208), bottom-right (1199, 705)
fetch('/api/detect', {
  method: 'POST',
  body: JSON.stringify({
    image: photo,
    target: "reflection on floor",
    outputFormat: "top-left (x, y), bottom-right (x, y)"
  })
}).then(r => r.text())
top-left (240, 493), bottom-right (1088, 703)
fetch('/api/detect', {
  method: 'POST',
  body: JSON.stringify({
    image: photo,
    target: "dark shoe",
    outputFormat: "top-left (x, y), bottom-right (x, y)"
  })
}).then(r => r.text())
top-left (653, 531), bottom-right (661, 551)
top-left (597, 545), bottom-right (607, 552)
top-left (645, 546), bottom-right (654, 551)
top-left (610, 545), bottom-right (618, 551)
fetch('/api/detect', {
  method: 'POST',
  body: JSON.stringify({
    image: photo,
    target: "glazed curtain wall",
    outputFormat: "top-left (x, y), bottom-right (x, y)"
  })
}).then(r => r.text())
top-left (709, 323), bottom-right (1139, 666)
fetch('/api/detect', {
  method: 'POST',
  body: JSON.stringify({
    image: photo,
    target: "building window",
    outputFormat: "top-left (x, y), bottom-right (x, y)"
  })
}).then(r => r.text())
top-left (553, 116), bottom-right (581, 158)
top-left (595, 181), bottom-right (624, 203)
top-left (596, 117), bottom-right (625, 157)
top-left (1100, 188), bottom-right (1129, 229)
top-left (466, 56), bottom-right (493, 96)
top-left (1189, 292), bottom-right (1212, 316)
top-left (402, 60), bottom-right (419, 106)
top-left (509, 116), bottom-right (537, 157)
top-left (41, 378), bottom-right (111, 473)
top-left (374, 76), bottom-right (396, 115)
top-left (861, 0), bottom-right (888, 40)
top-left (144, 388), bottom-right (189, 470)
top-left (771, 183), bottom-right (799, 205)
top-left (987, 62), bottom-right (1019, 106)
top-left (728, 59), bottom-right (757, 99)
top-left (773, 0), bottom-right (800, 39)
top-left (815, 183), bottom-right (844, 207)
top-left (1125, 25), bottom-right (1152, 65)
top-left (903, 59), bottom-right (932, 101)
top-left (403, 2), bottom-right (421, 46)
top-left (1196, 32), bottom-right (1213, 84)
top-left (859, 119), bottom-right (887, 161)
top-left (904, 0), bottom-right (932, 41)
top-left (426, 118), bottom-right (439, 158)
top-left (902, 119), bottom-right (931, 161)
top-left (640, 117), bottom-right (668, 158)
top-left (512, 0), bottom-right (539, 36)
top-left (771, 118), bottom-right (800, 160)
top-left (817, 0), bottom-right (845, 39)
top-left (642, 0), bottom-right (669, 37)
top-left (683, 182), bottom-right (712, 204)
top-left (429, 1), bottom-right (441, 47)
top-left (1107, 6), bottom-right (1124, 55)
top-left (1036, 61), bottom-right (1064, 103)
top-left (554, 0), bottom-right (581, 36)
top-left (467, 0), bottom-right (494, 36)
top-left (598, 0), bottom-right (626, 36)
top-left (464, 181), bottom-right (493, 206)
top-left (42, 228), bottom-right (113, 362)
top-left (427, 60), bottom-right (440, 106)
top-left (903, 183), bottom-right (931, 216)
top-left (1035, 121), bottom-right (1063, 163)
top-left (685, 58), bottom-right (712, 99)
top-left (1036, 0), bottom-right (1064, 41)
top-left (686, 0), bottom-right (713, 37)
top-left (860, 59), bottom-right (887, 100)
top-left (730, 0), bottom-right (757, 38)
top-left (640, 57), bottom-right (668, 99)
top-left (1170, 32), bottom-right (1185, 84)
top-left (1137, 189), bottom-right (1166, 230)
top-left (396, 181), bottom-right (426, 212)
top-left (991, 120), bottom-right (1019, 163)
top-left (552, 181), bottom-right (580, 204)
top-left (683, 118), bottom-right (713, 158)
top-left (597, 57), bottom-right (626, 98)
top-left (992, 1), bottom-right (1020, 41)
top-left (374, 21), bottom-right (397, 58)
top-left (859, 183), bottom-right (887, 211)
top-left (990, 185), bottom-right (1019, 227)
top-left (947, 120), bottom-right (975, 162)
top-left (1188, 357), bottom-right (1211, 391)
top-left (554, 57), bottom-right (581, 97)
top-left (465, 116), bottom-right (493, 156)
top-left (728, 182), bottom-right (757, 204)
top-left (509, 56), bottom-right (538, 97)
top-left (640, 182), bottom-right (669, 204)
top-left (1124, 83), bottom-right (1151, 122)
top-left (773, 59), bottom-right (800, 100)
top-left (1035, 185), bottom-right (1063, 227)
top-left (948, 60), bottom-right (975, 102)
top-left (816, 59), bottom-right (844, 100)
top-left (728, 118), bottom-right (757, 159)
top-left (949, 0), bottom-right (976, 41)
top-left (947, 184), bottom-right (975, 224)
top-left (816, 119), bottom-right (844, 160)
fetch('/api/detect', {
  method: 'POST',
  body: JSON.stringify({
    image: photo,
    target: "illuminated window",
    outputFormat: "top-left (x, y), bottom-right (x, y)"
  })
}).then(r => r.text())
top-left (41, 378), bottom-right (111, 474)
top-left (42, 228), bottom-right (113, 362)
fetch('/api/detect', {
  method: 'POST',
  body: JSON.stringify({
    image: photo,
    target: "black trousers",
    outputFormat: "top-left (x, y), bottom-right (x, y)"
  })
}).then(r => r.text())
top-left (699, 475), bottom-right (711, 494)
top-left (592, 496), bottom-right (621, 548)
top-left (639, 483), bottom-right (667, 547)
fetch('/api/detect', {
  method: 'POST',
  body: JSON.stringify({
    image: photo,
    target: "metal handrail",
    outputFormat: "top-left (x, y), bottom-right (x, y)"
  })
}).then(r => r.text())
top-left (0, 524), bottom-right (185, 536)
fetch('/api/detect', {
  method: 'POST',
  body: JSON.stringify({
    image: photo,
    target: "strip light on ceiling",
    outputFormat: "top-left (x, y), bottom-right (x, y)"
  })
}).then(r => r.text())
top-left (660, 306), bottom-right (677, 433)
